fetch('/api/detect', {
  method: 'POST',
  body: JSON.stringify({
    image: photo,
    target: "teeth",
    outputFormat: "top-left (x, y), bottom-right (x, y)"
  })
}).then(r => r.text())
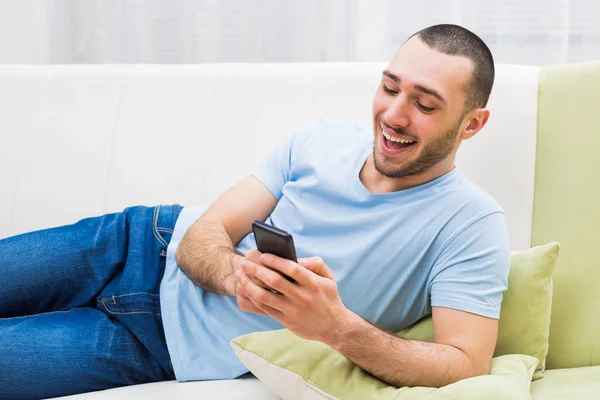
top-left (382, 131), bottom-right (414, 144)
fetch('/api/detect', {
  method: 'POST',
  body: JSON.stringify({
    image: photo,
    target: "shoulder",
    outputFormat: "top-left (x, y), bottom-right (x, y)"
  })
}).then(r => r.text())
top-left (449, 170), bottom-right (505, 218)
top-left (432, 171), bottom-right (508, 249)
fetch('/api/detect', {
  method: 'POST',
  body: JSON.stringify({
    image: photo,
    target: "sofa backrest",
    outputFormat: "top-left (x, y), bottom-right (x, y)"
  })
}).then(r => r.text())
top-left (532, 61), bottom-right (600, 370)
top-left (0, 63), bottom-right (539, 253)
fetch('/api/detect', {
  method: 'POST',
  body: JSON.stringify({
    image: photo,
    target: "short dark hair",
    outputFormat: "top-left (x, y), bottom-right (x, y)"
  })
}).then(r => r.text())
top-left (409, 24), bottom-right (495, 111)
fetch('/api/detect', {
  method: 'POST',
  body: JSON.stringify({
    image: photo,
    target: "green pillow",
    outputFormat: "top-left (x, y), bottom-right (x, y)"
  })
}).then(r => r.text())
top-left (232, 328), bottom-right (538, 400)
top-left (496, 242), bottom-right (559, 378)
top-left (231, 242), bottom-right (559, 399)
top-left (397, 242), bottom-right (560, 380)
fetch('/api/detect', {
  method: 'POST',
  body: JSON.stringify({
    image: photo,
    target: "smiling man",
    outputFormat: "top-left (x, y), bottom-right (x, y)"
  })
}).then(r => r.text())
top-left (175, 24), bottom-right (507, 388)
top-left (0, 24), bottom-right (509, 399)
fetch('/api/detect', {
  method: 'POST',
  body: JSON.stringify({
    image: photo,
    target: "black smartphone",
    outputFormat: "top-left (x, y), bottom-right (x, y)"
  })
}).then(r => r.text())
top-left (252, 220), bottom-right (297, 283)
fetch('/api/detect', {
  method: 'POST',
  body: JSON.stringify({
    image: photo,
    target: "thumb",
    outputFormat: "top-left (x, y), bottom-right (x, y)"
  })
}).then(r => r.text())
top-left (298, 256), bottom-right (334, 280)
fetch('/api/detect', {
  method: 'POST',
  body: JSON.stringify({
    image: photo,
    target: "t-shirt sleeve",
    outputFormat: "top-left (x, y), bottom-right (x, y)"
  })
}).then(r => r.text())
top-left (251, 120), bottom-right (318, 199)
top-left (429, 211), bottom-right (511, 319)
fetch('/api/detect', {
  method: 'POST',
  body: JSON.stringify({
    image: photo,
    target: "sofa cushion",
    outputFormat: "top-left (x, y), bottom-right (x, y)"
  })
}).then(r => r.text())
top-left (530, 366), bottom-right (600, 400)
top-left (495, 242), bottom-right (559, 378)
top-left (232, 328), bottom-right (537, 400)
top-left (532, 60), bottom-right (600, 369)
top-left (53, 375), bottom-right (278, 400)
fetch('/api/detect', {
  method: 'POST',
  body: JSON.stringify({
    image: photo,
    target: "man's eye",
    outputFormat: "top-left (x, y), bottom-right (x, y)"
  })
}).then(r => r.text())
top-left (382, 86), bottom-right (398, 95)
top-left (417, 102), bottom-right (435, 113)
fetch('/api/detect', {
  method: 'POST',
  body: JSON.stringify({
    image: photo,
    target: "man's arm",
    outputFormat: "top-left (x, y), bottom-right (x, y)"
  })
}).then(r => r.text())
top-left (235, 255), bottom-right (498, 388)
top-left (176, 175), bottom-right (278, 296)
top-left (325, 306), bottom-right (497, 388)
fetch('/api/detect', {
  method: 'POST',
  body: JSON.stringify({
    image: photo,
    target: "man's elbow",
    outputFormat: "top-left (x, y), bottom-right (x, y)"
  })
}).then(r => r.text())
top-left (176, 232), bottom-right (194, 270)
top-left (444, 348), bottom-right (492, 385)
top-left (461, 354), bottom-right (492, 381)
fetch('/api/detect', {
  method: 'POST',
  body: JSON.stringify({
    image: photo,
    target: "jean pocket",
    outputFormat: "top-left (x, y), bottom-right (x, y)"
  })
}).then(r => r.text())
top-left (99, 293), bottom-right (161, 316)
top-left (152, 206), bottom-right (169, 248)
top-left (152, 205), bottom-right (182, 249)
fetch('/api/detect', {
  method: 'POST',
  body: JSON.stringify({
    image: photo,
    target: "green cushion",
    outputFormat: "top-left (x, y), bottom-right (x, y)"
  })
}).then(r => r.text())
top-left (530, 366), bottom-right (600, 400)
top-left (231, 244), bottom-right (560, 399)
top-left (232, 329), bottom-right (537, 400)
top-left (495, 242), bottom-right (559, 378)
top-left (533, 61), bottom-right (600, 369)
top-left (398, 242), bottom-right (559, 380)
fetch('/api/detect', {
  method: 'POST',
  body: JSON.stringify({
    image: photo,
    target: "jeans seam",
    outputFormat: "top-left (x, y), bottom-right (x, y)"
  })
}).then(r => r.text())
top-left (100, 297), bottom-right (161, 316)
top-left (0, 310), bottom-right (70, 321)
top-left (152, 205), bottom-right (168, 248)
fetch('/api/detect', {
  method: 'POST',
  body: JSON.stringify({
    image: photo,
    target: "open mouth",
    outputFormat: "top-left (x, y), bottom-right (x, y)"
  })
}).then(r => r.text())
top-left (380, 129), bottom-right (417, 154)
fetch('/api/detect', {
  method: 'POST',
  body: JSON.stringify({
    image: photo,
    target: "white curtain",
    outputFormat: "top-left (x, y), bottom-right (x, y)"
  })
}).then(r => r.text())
top-left (354, 0), bottom-right (600, 65)
top-left (1, 0), bottom-right (599, 65)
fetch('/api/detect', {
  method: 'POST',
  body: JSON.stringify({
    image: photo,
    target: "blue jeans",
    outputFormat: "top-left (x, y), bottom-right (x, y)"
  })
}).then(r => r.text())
top-left (0, 204), bottom-right (183, 399)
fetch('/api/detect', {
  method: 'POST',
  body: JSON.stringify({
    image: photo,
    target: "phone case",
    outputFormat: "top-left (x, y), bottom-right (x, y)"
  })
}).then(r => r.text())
top-left (252, 220), bottom-right (298, 284)
top-left (252, 220), bottom-right (297, 262)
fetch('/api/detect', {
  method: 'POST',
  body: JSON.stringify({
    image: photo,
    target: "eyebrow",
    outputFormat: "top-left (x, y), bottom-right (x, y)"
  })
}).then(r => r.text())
top-left (382, 70), bottom-right (446, 104)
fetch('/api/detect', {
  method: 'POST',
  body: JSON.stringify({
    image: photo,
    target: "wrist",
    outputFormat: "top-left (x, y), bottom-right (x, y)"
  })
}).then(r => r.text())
top-left (323, 308), bottom-right (363, 351)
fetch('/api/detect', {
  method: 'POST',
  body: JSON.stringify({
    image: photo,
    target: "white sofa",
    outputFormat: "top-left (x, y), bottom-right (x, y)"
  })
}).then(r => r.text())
top-left (0, 63), bottom-right (540, 399)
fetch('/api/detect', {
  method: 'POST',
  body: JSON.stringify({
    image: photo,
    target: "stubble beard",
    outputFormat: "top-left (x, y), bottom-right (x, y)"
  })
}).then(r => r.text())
top-left (372, 118), bottom-right (463, 179)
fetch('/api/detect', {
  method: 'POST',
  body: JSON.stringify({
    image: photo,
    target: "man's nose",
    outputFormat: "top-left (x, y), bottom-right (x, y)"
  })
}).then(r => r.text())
top-left (383, 96), bottom-right (410, 128)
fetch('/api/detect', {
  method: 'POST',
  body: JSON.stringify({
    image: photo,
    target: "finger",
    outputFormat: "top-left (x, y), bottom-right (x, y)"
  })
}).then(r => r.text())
top-left (298, 256), bottom-right (335, 280)
top-left (236, 289), bottom-right (267, 316)
top-left (240, 264), bottom-right (275, 290)
top-left (245, 290), bottom-right (285, 319)
top-left (240, 263), bottom-right (275, 291)
top-left (260, 254), bottom-right (318, 286)
top-left (250, 275), bottom-right (272, 290)
top-left (237, 265), bottom-right (292, 315)
top-left (238, 262), bottom-right (277, 291)
top-left (245, 249), bottom-right (263, 264)
top-left (237, 270), bottom-right (274, 306)
top-left (242, 260), bottom-right (301, 300)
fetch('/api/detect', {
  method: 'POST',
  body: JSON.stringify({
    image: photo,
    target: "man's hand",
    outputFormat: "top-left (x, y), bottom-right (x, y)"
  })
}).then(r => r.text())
top-left (235, 249), bottom-right (351, 343)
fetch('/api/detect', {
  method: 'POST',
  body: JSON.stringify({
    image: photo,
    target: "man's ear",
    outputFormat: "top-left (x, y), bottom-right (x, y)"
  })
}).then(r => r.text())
top-left (461, 108), bottom-right (490, 140)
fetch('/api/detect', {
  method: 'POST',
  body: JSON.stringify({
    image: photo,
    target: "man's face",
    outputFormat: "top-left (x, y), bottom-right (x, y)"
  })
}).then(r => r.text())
top-left (372, 37), bottom-right (475, 179)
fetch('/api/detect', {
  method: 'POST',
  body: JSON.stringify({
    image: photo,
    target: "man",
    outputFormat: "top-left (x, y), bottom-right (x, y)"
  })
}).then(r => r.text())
top-left (0, 24), bottom-right (509, 399)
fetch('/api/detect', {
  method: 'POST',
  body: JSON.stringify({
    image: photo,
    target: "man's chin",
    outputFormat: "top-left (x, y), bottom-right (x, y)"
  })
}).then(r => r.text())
top-left (376, 168), bottom-right (412, 179)
top-left (373, 154), bottom-right (411, 179)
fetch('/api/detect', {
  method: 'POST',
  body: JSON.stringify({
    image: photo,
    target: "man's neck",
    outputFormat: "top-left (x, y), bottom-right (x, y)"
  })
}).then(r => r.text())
top-left (359, 154), bottom-right (455, 194)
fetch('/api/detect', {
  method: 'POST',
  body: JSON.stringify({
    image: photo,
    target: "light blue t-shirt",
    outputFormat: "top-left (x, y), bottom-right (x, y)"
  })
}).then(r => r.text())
top-left (160, 118), bottom-right (511, 382)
